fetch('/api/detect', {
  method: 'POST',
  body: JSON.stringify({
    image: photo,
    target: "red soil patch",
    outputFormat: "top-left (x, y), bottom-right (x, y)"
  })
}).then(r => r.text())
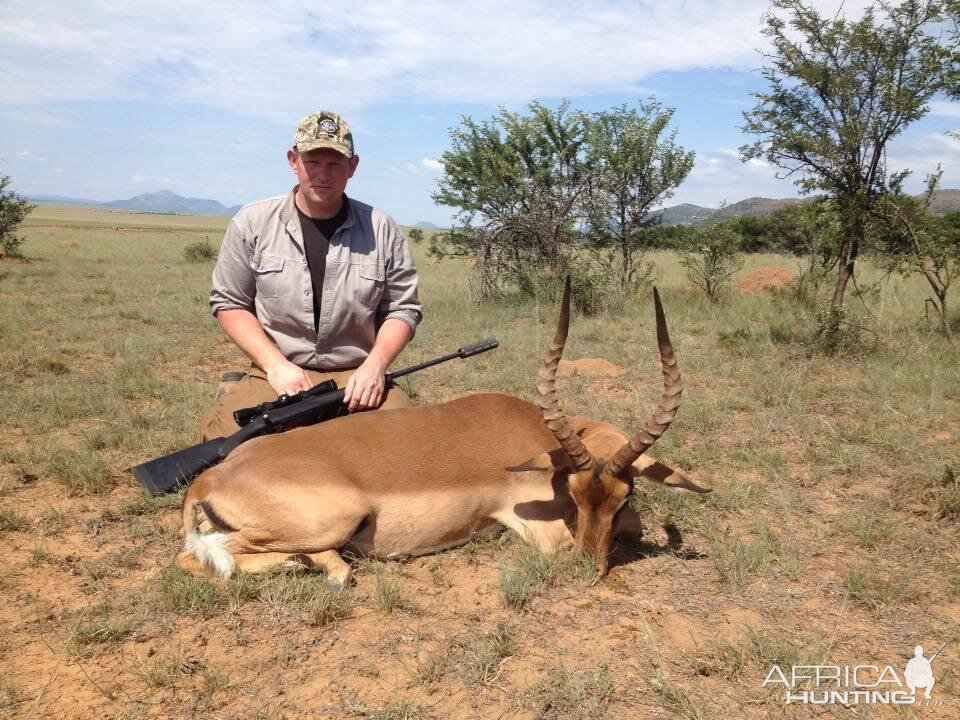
top-left (735, 267), bottom-right (796, 294)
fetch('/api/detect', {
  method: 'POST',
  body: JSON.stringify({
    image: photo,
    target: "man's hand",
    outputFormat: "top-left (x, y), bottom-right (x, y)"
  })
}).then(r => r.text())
top-left (343, 356), bottom-right (387, 412)
top-left (265, 359), bottom-right (312, 397)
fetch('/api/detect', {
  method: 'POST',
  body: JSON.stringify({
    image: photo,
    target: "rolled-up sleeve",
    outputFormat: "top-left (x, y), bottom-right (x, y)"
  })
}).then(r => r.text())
top-left (209, 216), bottom-right (256, 315)
top-left (378, 220), bottom-right (423, 332)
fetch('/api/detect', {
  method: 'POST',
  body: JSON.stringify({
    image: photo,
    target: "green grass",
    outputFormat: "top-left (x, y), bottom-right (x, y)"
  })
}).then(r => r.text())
top-left (498, 543), bottom-right (569, 611)
top-left (524, 664), bottom-right (615, 719)
top-left (0, 675), bottom-right (20, 712)
top-left (842, 565), bottom-right (921, 612)
top-left (454, 622), bottom-right (518, 686)
top-left (257, 571), bottom-right (353, 626)
top-left (648, 666), bottom-right (706, 720)
top-left (71, 603), bottom-right (137, 654)
top-left (0, 508), bottom-right (29, 532)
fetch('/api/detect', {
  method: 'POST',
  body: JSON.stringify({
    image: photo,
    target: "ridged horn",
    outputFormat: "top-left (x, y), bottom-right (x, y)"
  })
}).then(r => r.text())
top-left (537, 276), bottom-right (594, 472)
top-left (603, 287), bottom-right (682, 478)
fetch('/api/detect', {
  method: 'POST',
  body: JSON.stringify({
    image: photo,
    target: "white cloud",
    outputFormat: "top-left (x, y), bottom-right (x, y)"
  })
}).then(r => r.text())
top-left (422, 157), bottom-right (443, 171)
top-left (0, 1), bottom-right (868, 121)
top-left (676, 129), bottom-right (960, 209)
top-left (131, 173), bottom-right (146, 184)
top-left (675, 147), bottom-right (801, 207)
top-left (929, 101), bottom-right (960, 119)
top-left (886, 132), bottom-right (960, 191)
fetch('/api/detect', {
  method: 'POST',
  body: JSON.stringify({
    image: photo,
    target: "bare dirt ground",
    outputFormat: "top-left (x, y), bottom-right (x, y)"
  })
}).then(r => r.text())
top-left (735, 267), bottom-right (797, 294)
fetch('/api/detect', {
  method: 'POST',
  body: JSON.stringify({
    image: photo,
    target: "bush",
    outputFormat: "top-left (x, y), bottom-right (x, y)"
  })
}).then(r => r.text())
top-left (183, 239), bottom-right (217, 262)
top-left (0, 175), bottom-right (35, 258)
top-left (524, 263), bottom-right (618, 316)
top-left (678, 223), bottom-right (743, 301)
top-left (407, 227), bottom-right (425, 244)
top-left (814, 303), bottom-right (860, 354)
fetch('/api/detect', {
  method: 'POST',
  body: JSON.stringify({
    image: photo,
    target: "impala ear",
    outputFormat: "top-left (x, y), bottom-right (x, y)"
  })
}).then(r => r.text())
top-left (507, 448), bottom-right (575, 474)
top-left (630, 456), bottom-right (712, 493)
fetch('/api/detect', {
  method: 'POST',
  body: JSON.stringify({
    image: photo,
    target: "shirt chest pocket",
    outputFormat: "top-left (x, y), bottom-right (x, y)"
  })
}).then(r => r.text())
top-left (253, 255), bottom-right (285, 299)
top-left (351, 263), bottom-right (385, 309)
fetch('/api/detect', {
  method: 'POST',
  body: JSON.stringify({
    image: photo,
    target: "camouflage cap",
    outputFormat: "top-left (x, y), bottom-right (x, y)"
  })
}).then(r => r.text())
top-left (293, 111), bottom-right (354, 157)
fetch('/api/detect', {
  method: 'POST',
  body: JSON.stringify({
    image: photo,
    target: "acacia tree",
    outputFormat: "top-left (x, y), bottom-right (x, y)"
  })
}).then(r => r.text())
top-left (873, 169), bottom-right (959, 339)
top-left (678, 222), bottom-right (744, 302)
top-left (741, 0), bottom-right (960, 334)
top-left (432, 101), bottom-right (591, 297)
top-left (0, 175), bottom-right (35, 258)
top-left (584, 102), bottom-right (695, 290)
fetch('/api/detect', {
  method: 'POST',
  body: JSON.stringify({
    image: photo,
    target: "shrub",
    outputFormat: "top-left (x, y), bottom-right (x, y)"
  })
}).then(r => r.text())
top-left (0, 175), bottom-right (35, 259)
top-left (678, 223), bottom-right (743, 301)
top-left (183, 239), bottom-right (217, 261)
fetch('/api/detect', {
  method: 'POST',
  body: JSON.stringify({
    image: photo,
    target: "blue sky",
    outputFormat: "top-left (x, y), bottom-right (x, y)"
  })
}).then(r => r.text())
top-left (2, 0), bottom-right (958, 226)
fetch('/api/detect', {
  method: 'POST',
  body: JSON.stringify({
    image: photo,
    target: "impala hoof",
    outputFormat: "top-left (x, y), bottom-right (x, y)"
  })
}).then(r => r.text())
top-left (326, 567), bottom-right (352, 592)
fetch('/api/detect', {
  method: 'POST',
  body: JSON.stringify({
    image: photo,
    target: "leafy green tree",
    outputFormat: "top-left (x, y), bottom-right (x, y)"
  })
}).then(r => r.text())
top-left (432, 100), bottom-right (591, 297)
top-left (678, 223), bottom-right (744, 301)
top-left (407, 227), bottom-right (425, 244)
top-left (724, 214), bottom-right (777, 253)
top-left (583, 101), bottom-right (694, 290)
top-left (873, 169), bottom-right (959, 339)
top-left (741, 0), bottom-right (960, 333)
top-left (768, 200), bottom-right (843, 304)
top-left (0, 175), bottom-right (36, 258)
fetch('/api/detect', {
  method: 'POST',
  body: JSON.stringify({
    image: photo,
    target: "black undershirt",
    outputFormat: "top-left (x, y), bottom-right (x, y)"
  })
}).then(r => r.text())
top-left (296, 196), bottom-right (349, 332)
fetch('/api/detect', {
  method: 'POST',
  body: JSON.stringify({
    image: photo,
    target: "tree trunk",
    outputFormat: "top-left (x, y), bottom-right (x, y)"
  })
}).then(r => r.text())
top-left (932, 289), bottom-right (953, 341)
top-left (620, 235), bottom-right (628, 290)
top-left (827, 213), bottom-right (864, 334)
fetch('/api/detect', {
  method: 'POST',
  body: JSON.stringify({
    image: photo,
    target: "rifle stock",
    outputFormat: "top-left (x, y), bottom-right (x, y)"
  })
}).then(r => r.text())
top-left (134, 388), bottom-right (347, 496)
top-left (133, 437), bottom-right (228, 497)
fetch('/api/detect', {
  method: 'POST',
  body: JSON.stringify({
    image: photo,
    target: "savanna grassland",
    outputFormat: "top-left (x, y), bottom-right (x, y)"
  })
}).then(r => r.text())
top-left (0, 205), bottom-right (958, 719)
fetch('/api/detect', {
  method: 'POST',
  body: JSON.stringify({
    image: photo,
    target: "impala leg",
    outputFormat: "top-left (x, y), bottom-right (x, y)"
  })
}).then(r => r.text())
top-left (493, 513), bottom-right (574, 554)
top-left (233, 550), bottom-right (352, 590)
top-left (298, 550), bottom-right (352, 590)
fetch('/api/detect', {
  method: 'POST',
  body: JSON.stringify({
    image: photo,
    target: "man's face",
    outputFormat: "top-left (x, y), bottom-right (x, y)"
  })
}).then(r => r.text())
top-left (287, 147), bottom-right (359, 216)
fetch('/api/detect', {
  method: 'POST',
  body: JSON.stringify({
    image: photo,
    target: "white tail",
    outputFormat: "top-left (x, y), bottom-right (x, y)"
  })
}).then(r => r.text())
top-left (184, 530), bottom-right (236, 579)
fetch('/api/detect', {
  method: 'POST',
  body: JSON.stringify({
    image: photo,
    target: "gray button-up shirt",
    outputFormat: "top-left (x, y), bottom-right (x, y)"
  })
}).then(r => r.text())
top-left (210, 190), bottom-right (422, 370)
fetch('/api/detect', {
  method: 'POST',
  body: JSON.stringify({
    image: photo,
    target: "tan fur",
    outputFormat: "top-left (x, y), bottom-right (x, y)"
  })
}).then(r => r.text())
top-left (178, 393), bottom-right (705, 584)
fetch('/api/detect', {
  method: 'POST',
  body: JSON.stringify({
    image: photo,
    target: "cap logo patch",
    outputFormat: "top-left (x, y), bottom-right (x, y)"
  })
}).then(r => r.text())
top-left (318, 118), bottom-right (338, 136)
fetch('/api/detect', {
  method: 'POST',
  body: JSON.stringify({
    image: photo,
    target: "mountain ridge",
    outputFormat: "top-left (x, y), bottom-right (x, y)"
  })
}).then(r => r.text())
top-left (28, 188), bottom-right (960, 224)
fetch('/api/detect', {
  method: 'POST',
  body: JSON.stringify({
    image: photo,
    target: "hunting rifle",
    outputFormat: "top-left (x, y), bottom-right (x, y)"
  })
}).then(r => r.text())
top-left (132, 338), bottom-right (498, 496)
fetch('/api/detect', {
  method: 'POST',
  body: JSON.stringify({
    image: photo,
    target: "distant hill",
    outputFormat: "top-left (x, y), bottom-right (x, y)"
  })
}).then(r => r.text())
top-left (657, 190), bottom-right (960, 227)
top-left (100, 190), bottom-right (240, 216)
top-left (651, 203), bottom-right (715, 226)
top-left (28, 188), bottom-right (960, 221)
top-left (929, 189), bottom-right (960, 215)
top-left (711, 196), bottom-right (804, 221)
top-left (26, 194), bottom-right (100, 206)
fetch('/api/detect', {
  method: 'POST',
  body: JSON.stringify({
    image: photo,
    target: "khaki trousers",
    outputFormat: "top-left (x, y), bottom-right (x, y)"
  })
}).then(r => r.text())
top-left (198, 366), bottom-right (412, 441)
